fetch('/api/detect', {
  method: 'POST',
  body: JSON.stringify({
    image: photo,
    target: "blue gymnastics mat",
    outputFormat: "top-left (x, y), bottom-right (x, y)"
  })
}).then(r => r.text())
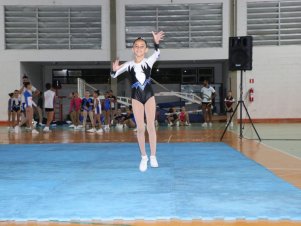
top-left (0, 142), bottom-right (300, 221)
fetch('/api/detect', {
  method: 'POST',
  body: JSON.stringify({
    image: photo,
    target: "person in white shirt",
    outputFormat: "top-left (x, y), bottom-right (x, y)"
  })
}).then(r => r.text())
top-left (43, 83), bottom-right (56, 132)
top-left (201, 80), bottom-right (216, 128)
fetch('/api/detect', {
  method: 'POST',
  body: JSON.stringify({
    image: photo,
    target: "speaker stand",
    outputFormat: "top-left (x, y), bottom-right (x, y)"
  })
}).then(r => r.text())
top-left (220, 70), bottom-right (261, 141)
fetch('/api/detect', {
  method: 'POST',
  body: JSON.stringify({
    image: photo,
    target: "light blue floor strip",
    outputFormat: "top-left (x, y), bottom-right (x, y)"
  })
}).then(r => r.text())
top-left (0, 143), bottom-right (300, 221)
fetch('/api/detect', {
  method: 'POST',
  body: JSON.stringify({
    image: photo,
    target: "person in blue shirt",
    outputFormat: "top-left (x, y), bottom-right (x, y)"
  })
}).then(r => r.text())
top-left (81, 91), bottom-right (96, 132)
top-left (103, 91), bottom-right (111, 131)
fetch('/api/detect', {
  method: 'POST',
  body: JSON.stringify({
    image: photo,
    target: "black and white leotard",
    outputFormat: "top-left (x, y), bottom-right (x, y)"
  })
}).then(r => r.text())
top-left (111, 45), bottom-right (160, 105)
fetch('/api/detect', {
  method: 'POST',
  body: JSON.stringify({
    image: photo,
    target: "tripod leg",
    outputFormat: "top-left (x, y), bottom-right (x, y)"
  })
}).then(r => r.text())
top-left (242, 102), bottom-right (261, 141)
top-left (220, 102), bottom-right (240, 141)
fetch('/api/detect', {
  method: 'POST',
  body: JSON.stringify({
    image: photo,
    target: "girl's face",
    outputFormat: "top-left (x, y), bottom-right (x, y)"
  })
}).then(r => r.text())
top-left (93, 92), bottom-right (98, 98)
top-left (13, 91), bottom-right (19, 98)
top-left (85, 92), bottom-right (90, 98)
top-left (132, 39), bottom-right (148, 58)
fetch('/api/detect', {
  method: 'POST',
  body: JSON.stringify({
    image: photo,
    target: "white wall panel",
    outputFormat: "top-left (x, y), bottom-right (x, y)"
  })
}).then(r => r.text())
top-left (237, 0), bottom-right (301, 119)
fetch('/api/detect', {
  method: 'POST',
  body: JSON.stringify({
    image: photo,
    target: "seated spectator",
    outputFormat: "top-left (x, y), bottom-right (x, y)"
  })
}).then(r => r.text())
top-left (123, 106), bottom-right (136, 129)
top-left (166, 107), bottom-right (178, 126)
top-left (112, 108), bottom-right (126, 126)
top-left (179, 107), bottom-right (191, 126)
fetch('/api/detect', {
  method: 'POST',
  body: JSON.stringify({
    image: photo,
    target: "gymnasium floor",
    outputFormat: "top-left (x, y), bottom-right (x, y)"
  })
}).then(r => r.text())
top-left (0, 122), bottom-right (300, 226)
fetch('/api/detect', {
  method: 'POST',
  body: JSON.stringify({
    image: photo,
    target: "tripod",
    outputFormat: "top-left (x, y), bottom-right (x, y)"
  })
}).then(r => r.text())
top-left (220, 70), bottom-right (261, 141)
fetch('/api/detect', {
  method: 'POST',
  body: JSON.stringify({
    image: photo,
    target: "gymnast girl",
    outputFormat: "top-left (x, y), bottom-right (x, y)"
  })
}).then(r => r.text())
top-left (81, 91), bottom-right (96, 133)
top-left (224, 91), bottom-right (235, 128)
top-left (111, 31), bottom-right (165, 172)
top-left (93, 90), bottom-right (103, 133)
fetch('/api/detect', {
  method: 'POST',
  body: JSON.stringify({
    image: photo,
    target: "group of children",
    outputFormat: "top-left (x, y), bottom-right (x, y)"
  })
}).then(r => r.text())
top-left (68, 89), bottom-right (122, 133)
top-left (7, 75), bottom-right (55, 134)
top-left (166, 106), bottom-right (191, 127)
top-left (8, 78), bottom-right (236, 135)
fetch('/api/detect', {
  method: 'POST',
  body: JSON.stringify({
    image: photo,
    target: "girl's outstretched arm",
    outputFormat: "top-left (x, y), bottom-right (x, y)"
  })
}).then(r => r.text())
top-left (147, 31), bottom-right (165, 67)
top-left (111, 59), bottom-right (130, 78)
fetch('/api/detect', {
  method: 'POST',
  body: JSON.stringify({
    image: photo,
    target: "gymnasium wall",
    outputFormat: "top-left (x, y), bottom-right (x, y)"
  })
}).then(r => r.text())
top-left (237, 0), bottom-right (301, 120)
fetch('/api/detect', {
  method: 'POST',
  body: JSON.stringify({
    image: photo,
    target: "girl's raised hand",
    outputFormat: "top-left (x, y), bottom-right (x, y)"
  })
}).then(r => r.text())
top-left (112, 58), bottom-right (121, 72)
top-left (152, 31), bottom-right (165, 44)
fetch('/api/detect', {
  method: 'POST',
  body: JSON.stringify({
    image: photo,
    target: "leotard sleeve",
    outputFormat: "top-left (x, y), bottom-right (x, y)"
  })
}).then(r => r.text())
top-left (146, 44), bottom-right (160, 68)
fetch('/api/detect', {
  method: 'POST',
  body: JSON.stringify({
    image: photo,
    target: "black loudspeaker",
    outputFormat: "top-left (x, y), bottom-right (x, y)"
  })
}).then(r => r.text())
top-left (229, 36), bottom-right (253, 71)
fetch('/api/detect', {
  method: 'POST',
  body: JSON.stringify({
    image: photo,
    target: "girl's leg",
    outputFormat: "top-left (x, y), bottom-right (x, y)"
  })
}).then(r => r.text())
top-left (8, 110), bottom-right (12, 128)
top-left (185, 113), bottom-right (190, 124)
top-left (12, 112), bottom-right (16, 127)
top-left (89, 111), bottom-right (95, 128)
top-left (46, 111), bottom-right (54, 127)
top-left (37, 107), bottom-right (43, 124)
top-left (208, 105), bottom-right (213, 123)
top-left (70, 111), bottom-right (75, 125)
top-left (82, 111), bottom-right (88, 129)
top-left (95, 114), bottom-right (100, 129)
top-left (16, 111), bottom-right (20, 126)
top-left (19, 112), bottom-right (27, 127)
top-left (202, 104), bottom-right (207, 123)
top-left (144, 97), bottom-right (157, 156)
top-left (75, 111), bottom-right (80, 126)
top-left (132, 99), bottom-right (146, 156)
top-left (26, 107), bottom-right (33, 129)
top-left (106, 110), bottom-right (110, 126)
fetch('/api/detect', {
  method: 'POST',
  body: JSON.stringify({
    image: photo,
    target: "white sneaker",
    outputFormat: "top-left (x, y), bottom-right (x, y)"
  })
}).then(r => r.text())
top-left (32, 129), bottom-right (39, 134)
top-left (133, 128), bottom-right (137, 132)
top-left (69, 124), bottom-right (75, 128)
top-left (139, 155), bottom-right (148, 172)
top-left (202, 122), bottom-right (208, 128)
top-left (230, 122), bottom-right (234, 128)
top-left (104, 125), bottom-right (110, 131)
top-left (33, 121), bottom-right (37, 128)
top-left (209, 122), bottom-right (212, 127)
top-left (185, 122), bottom-right (191, 126)
top-left (25, 127), bottom-right (32, 131)
top-left (150, 156), bottom-right (159, 168)
top-left (77, 125), bottom-right (83, 128)
top-left (14, 126), bottom-right (20, 133)
top-left (43, 127), bottom-right (51, 132)
top-left (74, 126), bottom-right (79, 130)
top-left (176, 121), bottom-right (180, 127)
top-left (168, 122), bottom-right (173, 127)
top-left (116, 124), bottom-right (123, 129)
top-left (96, 128), bottom-right (103, 133)
top-left (87, 128), bottom-right (96, 133)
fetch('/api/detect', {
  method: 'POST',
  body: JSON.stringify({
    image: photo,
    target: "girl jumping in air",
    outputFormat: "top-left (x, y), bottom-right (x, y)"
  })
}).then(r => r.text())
top-left (111, 31), bottom-right (164, 172)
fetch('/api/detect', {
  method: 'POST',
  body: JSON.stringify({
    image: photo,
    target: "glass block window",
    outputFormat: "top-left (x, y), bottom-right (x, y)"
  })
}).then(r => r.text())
top-left (125, 3), bottom-right (223, 49)
top-left (247, 0), bottom-right (301, 46)
top-left (5, 6), bottom-right (102, 49)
